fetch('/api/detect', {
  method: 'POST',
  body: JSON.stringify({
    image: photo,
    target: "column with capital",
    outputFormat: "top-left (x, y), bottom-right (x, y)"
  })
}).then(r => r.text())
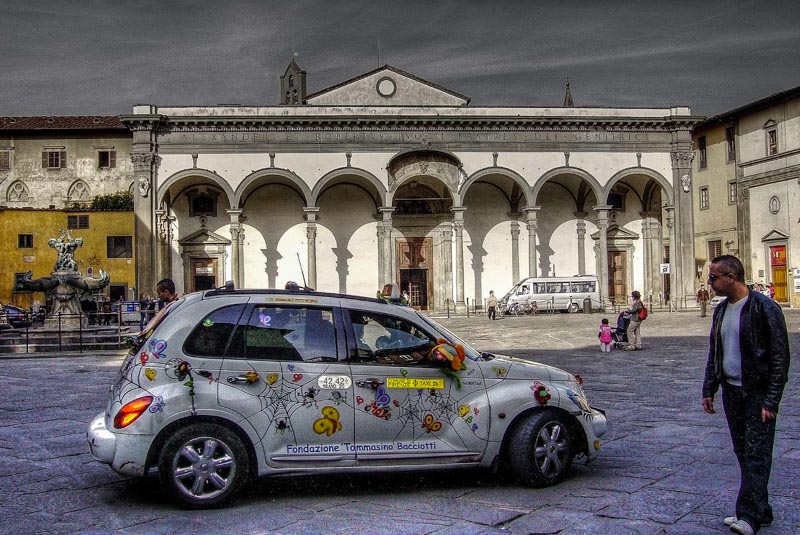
top-left (523, 207), bottom-right (540, 278)
top-left (575, 212), bottom-right (587, 275)
top-left (451, 207), bottom-right (466, 306)
top-left (378, 207), bottom-right (395, 286)
top-left (509, 220), bottom-right (520, 283)
top-left (594, 205), bottom-right (612, 305)
top-left (441, 227), bottom-right (453, 311)
top-left (664, 205), bottom-right (676, 307)
top-left (227, 209), bottom-right (244, 288)
top-left (671, 149), bottom-right (696, 308)
top-left (304, 207), bottom-right (320, 289)
top-left (132, 152), bottom-right (160, 297)
top-left (154, 208), bottom-right (173, 283)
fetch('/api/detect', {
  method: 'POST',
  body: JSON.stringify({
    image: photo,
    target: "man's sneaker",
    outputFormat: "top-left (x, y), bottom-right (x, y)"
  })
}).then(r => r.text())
top-left (729, 518), bottom-right (754, 535)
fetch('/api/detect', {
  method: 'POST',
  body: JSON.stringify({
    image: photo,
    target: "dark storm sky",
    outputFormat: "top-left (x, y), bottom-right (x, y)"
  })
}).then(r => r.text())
top-left (3, 0), bottom-right (799, 118)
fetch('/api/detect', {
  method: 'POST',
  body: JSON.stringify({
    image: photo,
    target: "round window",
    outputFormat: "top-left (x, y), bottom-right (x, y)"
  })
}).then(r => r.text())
top-left (376, 77), bottom-right (396, 98)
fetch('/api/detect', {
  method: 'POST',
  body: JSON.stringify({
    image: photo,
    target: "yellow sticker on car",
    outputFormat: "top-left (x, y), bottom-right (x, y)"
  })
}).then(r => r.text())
top-left (386, 377), bottom-right (445, 389)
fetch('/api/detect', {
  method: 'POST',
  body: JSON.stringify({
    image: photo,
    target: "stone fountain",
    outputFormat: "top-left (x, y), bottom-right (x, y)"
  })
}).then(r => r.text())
top-left (19, 229), bottom-right (110, 329)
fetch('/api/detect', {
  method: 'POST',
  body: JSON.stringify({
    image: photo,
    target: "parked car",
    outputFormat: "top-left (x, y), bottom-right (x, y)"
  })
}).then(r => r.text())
top-left (2, 304), bottom-right (32, 328)
top-left (88, 283), bottom-right (608, 508)
top-left (710, 295), bottom-right (726, 309)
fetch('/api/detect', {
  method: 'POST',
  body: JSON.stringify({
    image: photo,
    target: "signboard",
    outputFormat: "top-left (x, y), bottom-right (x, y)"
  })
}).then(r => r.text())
top-left (660, 263), bottom-right (671, 274)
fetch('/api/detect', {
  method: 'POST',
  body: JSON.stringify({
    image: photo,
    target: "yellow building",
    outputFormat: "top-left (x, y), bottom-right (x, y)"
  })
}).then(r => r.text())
top-left (0, 207), bottom-right (135, 307)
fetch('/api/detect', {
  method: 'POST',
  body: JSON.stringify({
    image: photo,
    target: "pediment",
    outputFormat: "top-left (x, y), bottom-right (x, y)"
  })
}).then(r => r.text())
top-left (761, 229), bottom-right (789, 242)
top-left (179, 228), bottom-right (231, 246)
top-left (590, 224), bottom-right (640, 241)
top-left (306, 65), bottom-right (470, 106)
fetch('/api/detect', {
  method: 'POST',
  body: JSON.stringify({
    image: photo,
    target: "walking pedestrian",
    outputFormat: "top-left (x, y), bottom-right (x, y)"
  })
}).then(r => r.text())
top-left (598, 318), bottom-right (613, 353)
top-left (624, 290), bottom-right (643, 351)
top-left (138, 278), bottom-right (179, 336)
top-left (487, 290), bottom-right (498, 320)
top-left (701, 254), bottom-right (790, 535)
top-left (697, 284), bottom-right (710, 317)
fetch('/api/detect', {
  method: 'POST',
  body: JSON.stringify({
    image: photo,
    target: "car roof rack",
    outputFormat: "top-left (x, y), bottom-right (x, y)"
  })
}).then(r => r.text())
top-left (203, 281), bottom-right (386, 305)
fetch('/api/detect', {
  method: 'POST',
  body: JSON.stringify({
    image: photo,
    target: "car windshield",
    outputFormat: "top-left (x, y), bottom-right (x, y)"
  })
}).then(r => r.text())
top-left (416, 312), bottom-right (481, 361)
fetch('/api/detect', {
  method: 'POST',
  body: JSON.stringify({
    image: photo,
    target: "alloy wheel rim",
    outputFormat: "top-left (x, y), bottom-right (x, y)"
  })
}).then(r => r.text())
top-left (172, 437), bottom-right (237, 500)
top-left (533, 421), bottom-right (569, 477)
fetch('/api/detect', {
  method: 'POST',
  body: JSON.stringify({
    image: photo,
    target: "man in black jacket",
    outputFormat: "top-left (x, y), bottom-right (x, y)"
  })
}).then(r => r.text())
top-left (702, 255), bottom-right (790, 535)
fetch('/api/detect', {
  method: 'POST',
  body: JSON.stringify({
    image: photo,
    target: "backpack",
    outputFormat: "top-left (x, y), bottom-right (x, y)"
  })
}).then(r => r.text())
top-left (638, 305), bottom-right (648, 321)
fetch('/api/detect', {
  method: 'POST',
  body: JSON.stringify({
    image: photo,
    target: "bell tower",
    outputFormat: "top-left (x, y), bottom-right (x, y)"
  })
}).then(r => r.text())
top-left (280, 59), bottom-right (307, 105)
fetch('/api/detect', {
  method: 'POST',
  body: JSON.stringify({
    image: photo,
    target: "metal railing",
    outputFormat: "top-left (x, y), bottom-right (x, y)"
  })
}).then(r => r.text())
top-left (0, 309), bottom-right (135, 354)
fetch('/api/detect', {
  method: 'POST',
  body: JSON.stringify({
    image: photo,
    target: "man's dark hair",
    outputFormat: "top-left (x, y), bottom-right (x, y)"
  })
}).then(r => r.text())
top-left (157, 278), bottom-right (176, 295)
top-left (711, 254), bottom-right (745, 282)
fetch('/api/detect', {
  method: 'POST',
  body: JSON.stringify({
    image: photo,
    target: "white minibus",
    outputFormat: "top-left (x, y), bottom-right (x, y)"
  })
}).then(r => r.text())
top-left (501, 275), bottom-right (601, 313)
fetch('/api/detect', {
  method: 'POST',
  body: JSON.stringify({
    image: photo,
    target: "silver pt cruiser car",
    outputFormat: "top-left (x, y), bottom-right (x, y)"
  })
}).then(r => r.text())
top-left (88, 283), bottom-right (607, 508)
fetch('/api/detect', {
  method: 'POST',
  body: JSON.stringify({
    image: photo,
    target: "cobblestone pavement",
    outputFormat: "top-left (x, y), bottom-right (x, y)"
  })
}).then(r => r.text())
top-left (0, 309), bottom-right (798, 534)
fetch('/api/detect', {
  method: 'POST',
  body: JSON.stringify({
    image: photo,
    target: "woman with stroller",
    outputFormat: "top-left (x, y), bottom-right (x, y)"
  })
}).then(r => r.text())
top-left (625, 290), bottom-right (644, 351)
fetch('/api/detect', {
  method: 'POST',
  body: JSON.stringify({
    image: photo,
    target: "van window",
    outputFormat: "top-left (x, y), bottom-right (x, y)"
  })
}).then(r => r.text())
top-left (571, 281), bottom-right (596, 293)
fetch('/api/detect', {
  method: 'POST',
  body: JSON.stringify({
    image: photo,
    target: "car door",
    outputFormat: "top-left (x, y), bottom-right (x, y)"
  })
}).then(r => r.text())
top-left (217, 298), bottom-right (355, 469)
top-left (346, 306), bottom-right (489, 466)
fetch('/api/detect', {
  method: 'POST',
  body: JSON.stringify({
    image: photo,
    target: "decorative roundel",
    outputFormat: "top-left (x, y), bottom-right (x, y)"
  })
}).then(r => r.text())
top-left (376, 77), bottom-right (397, 98)
top-left (769, 195), bottom-right (781, 214)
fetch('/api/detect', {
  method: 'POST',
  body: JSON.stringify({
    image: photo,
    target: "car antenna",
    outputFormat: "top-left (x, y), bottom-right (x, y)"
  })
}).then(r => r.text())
top-left (297, 252), bottom-right (308, 288)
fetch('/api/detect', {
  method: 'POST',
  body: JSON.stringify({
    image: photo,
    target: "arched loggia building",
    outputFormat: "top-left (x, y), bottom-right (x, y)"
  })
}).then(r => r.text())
top-left (123, 63), bottom-right (702, 311)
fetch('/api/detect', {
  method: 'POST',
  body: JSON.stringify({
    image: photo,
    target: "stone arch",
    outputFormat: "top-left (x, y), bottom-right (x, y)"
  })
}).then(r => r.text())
top-left (532, 167), bottom-right (603, 208)
top-left (67, 179), bottom-right (91, 203)
top-left (460, 167), bottom-right (532, 209)
top-left (235, 168), bottom-right (311, 208)
top-left (606, 167), bottom-right (673, 207)
top-left (158, 168), bottom-right (235, 210)
top-left (310, 167), bottom-right (386, 208)
top-left (387, 148), bottom-right (461, 206)
top-left (6, 180), bottom-right (30, 202)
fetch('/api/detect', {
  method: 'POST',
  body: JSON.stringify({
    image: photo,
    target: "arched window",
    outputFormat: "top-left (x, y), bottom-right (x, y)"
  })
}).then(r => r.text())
top-left (764, 120), bottom-right (778, 156)
top-left (68, 180), bottom-right (91, 203)
top-left (7, 181), bottom-right (30, 202)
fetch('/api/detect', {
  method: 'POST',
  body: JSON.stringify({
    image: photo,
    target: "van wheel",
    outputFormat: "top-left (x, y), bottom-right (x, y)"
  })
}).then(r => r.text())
top-left (158, 423), bottom-right (249, 509)
top-left (508, 410), bottom-right (573, 487)
top-left (568, 303), bottom-right (579, 313)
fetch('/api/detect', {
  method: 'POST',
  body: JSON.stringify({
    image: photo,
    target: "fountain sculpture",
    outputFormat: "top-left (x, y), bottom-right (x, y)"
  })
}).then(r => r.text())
top-left (19, 229), bottom-right (110, 329)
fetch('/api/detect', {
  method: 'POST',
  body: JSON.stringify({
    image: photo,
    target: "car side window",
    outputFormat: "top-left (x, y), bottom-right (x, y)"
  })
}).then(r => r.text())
top-left (349, 310), bottom-right (436, 365)
top-left (183, 304), bottom-right (245, 357)
top-left (240, 306), bottom-right (337, 362)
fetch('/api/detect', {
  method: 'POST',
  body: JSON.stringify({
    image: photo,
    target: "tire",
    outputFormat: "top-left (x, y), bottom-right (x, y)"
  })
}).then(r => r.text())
top-left (507, 410), bottom-right (573, 487)
top-left (158, 423), bottom-right (249, 509)
top-left (568, 302), bottom-right (579, 313)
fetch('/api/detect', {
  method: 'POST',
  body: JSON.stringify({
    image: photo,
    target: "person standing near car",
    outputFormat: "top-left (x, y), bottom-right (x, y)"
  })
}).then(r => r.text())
top-left (702, 255), bottom-right (789, 535)
top-left (624, 290), bottom-right (643, 351)
top-left (138, 279), bottom-right (179, 336)
top-left (487, 290), bottom-right (498, 320)
top-left (697, 284), bottom-right (710, 317)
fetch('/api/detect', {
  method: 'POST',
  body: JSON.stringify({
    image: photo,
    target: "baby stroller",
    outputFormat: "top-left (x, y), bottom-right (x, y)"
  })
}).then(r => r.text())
top-left (612, 311), bottom-right (631, 350)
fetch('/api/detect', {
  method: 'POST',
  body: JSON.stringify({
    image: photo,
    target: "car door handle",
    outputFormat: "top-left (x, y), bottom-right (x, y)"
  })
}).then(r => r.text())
top-left (356, 378), bottom-right (383, 390)
top-left (226, 372), bottom-right (260, 384)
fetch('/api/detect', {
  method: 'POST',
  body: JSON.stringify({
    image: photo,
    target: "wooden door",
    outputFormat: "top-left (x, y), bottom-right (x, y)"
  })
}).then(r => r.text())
top-left (191, 258), bottom-right (217, 292)
top-left (769, 245), bottom-right (787, 302)
top-left (607, 251), bottom-right (627, 306)
top-left (397, 238), bottom-right (433, 310)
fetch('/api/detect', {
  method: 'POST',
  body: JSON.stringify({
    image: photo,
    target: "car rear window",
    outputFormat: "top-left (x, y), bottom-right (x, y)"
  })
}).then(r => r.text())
top-left (183, 304), bottom-right (245, 357)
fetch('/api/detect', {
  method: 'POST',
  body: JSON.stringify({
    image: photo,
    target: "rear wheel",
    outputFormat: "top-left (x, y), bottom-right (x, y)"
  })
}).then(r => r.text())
top-left (568, 302), bottom-right (579, 313)
top-left (508, 410), bottom-right (573, 487)
top-left (158, 423), bottom-right (249, 509)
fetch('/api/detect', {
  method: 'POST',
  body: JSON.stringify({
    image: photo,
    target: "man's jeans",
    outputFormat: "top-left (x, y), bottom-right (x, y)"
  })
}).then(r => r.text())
top-left (722, 383), bottom-right (776, 530)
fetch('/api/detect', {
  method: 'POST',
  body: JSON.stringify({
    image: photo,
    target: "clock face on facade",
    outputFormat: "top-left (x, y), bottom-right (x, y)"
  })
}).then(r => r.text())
top-left (376, 77), bottom-right (396, 97)
top-left (769, 195), bottom-right (781, 214)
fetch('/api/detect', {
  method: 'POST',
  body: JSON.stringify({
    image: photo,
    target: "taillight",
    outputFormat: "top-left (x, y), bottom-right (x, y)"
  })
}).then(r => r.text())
top-left (113, 396), bottom-right (154, 429)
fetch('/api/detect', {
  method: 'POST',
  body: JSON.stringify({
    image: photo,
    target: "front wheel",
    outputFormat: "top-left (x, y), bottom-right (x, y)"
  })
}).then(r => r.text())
top-left (568, 302), bottom-right (579, 313)
top-left (507, 410), bottom-right (574, 487)
top-left (158, 423), bottom-right (250, 509)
